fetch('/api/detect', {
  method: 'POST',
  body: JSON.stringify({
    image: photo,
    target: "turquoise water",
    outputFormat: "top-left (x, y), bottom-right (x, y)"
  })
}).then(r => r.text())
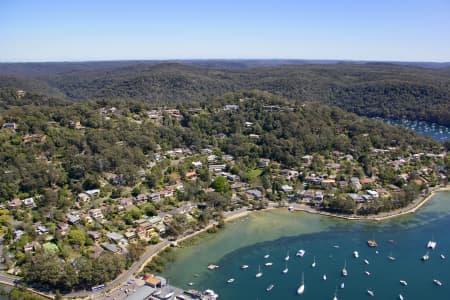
top-left (163, 192), bottom-right (450, 299)
top-left (377, 118), bottom-right (450, 141)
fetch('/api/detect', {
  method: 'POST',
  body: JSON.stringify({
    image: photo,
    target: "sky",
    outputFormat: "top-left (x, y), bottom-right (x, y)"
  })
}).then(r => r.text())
top-left (1, 0), bottom-right (450, 62)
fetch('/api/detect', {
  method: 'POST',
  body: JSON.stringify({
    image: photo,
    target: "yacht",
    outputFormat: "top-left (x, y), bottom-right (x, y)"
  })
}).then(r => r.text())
top-left (388, 252), bottom-right (396, 261)
top-left (264, 262), bottom-right (273, 267)
top-left (285, 250), bottom-right (290, 261)
top-left (367, 239), bottom-right (378, 247)
top-left (422, 252), bottom-right (430, 261)
top-left (364, 259), bottom-right (370, 265)
top-left (163, 291), bottom-right (175, 299)
top-left (255, 265), bottom-right (263, 278)
top-left (399, 294), bottom-right (404, 300)
top-left (266, 284), bottom-right (274, 292)
top-left (282, 262), bottom-right (288, 274)
top-left (311, 256), bottom-right (316, 268)
top-left (323, 274), bottom-right (327, 281)
top-left (441, 254), bottom-right (446, 259)
top-left (227, 278), bottom-right (235, 283)
top-left (333, 289), bottom-right (338, 300)
top-left (296, 249), bottom-right (306, 257)
top-left (367, 289), bottom-right (375, 297)
top-left (204, 289), bottom-right (219, 299)
top-left (341, 260), bottom-right (348, 277)
top-left (353, 251), bottom-right (359, 258)
top-left (264, 254), bottom-right (270, 259)
top-left (433, 279), bottom-right (443, 286)
top-left (241, 264), bottom-right (249, 269)
top-left (427, 238), bottom-right (437, 250)
top-left (188, 282), bottom-right (194, 286)
top-left (364, 271), bottom-right (371, 276)
top-left (400, 280), bottom-right (408, 286)
top-left (297, 273), bottom-right (305, 295)
top-left (340, 282), bottom-right (345, 289)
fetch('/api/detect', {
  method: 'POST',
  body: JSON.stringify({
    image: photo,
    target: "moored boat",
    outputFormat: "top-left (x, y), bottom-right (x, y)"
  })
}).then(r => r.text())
top-left (282, 262), bottom-right (288, 274)
top-left (367, 289), bottom-right (375, 296)
top-left (353, 251), bottom-right (359, 258)
top-left (440, 254), bottom-right (446, 259)
top-left (367, 240), bottom-right (378, 247)
top-left (364, 271), bottom-right (371, 276)
top-left (297, 272), bottom-right (305, 295)
top-left (433, 279), bottom-right (443, 286)
top-left (241, 264), bottom-right (249, 269)
top-left (323, 274), bottom-right (327, 281)
top-left (340, 282), bottom-right (345, 289)
top-left (364, 259), bottom-right (369, 265)
top-left (399, 294), bottom-right (404, 300)
top-left (264, 254), bottom-right (270, 259)
top-left (296, 249), bottom-right (306, 257)
top-left (422, 252), bottom-right (430, 261)
top-left (266, 284), bottom-right (274, 292)
top-left (255, 265), bottom-right (263, 278)
top-left (264, 262), bottom-right (273, 267)
top-left (285, 250), bottom-right (290, 261)
top-left (341, 260), bottom-right (348, 277)
top-left (311, 256), bottom-right (316, 268)
top-left (227, 278), bottom-right (235, 283)
top-left (400, 280), bottom-right (408, 286)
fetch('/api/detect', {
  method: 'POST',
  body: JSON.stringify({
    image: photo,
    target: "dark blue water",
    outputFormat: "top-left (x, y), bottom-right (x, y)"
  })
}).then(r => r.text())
top-left (377, 118), bottom-right (450, 141)
top-left (164, 192), bottom-right (450, 299)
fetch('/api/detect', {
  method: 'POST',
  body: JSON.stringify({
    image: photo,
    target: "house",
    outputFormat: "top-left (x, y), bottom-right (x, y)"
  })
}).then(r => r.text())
top-left (36, 225), bottom-right (49, 235)
top-left (85, 189), bottom-right (101, 197)
top-left (185, 171), bottom-right (197, 180)
top-left (107, 232), bottom-right (125, 243)
top-left (149, 192), bottom-right (161, 202)
top-left (124, 230), bottom-right (137, 240)
top-left (366, 190), bottom-right (379, 198)
top-left (359, 177), bottom-right (374, 185)
top-left (133, 194), bottom-right (148, 203)
top-left (2, 123), bottom-right (16, 130)
top-left (348, 193), bottom-right (364, 203)
top-left (302, 155), bottom-right (314, 163)
top-left (281, 185), bottom-right (294, 193)
top-left (321, 179), bottom-right (336, 188)
top-left (200, 149), bottom-right (213, 155)
top-left (258, 159), bottom-right (270, 167)
top-left (192, 161), bottom-right (203, 168)
top-left (223, 104), bottom-right (239, 111)
top-left (22, 197), bottom-right (36, 208)
top-left (281, 169), bottom-right (299, 180)
top-left (57, 223), bottom-right (69, 235)
top-left (90, 208), bottom-right (104, 220)
top-left (8, 198), bottom-right (22, 208)
top-left (88, 231), bottom-right (102, 241)
top-left (101, 243), bottom-right (120, 253)
top-left (248, 134), bottom-right (260, 139)
top-left (69, 120), bottom-right (82, 129)
top-left (16, 90), bottom-right (26, 98)
top-left (314, 191), bottom-right (324, 202)
top-left (66, 213), bottom-right (81, 224)
top-left (222, 155), bottom-right (234, 161)
top-left (207, 155), bottom-right (218, 162)
top-left (350, 177), bottom-right (362, 191)
top-left (119, 197), bottom-right (133, 207)
top-left (23, 134), bottom-right (46, 143)
top-left (246, 189), bottom-right (263, 200)
top-left (144, 274), bottom-right (162, 288)
top-left (14, 229), bottom-right (25, 241)
top-left (244, 121), bottom-right (254, 127)
top-left (24, 241), bottom-right (39, 253)
top-left (209, 164), bottom-right (226, 172)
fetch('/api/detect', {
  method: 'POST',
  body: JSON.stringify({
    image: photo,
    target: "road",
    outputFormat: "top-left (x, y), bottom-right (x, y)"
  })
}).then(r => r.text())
top-left (0, 205), bottom-right (264, 299)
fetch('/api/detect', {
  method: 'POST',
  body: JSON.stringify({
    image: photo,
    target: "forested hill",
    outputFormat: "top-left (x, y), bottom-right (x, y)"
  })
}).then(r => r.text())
top-left (0, 62), bottom-right (450, 125)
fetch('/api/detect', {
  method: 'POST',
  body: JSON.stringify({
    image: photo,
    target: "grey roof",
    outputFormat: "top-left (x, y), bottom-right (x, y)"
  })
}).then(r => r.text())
top-left (125, 285), bottom-right (155, 300)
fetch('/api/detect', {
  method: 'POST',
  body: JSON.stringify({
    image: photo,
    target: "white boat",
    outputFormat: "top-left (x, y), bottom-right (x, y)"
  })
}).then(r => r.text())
top-left (364, 271), bottom-right (371, 276)
top-left (340, 282), bottom-right (345, 289)
top-left (163, 291), bottom-right (175, 299)
top-left (255, 265), bottom-right (263, 278)
top-left (353, 251), bottom-right (359, 258)
top-left (296, 249), bottom-right (306, 257)
top-left (341, 260), bottom-right (348, 277)
top-left (364, 259), bottom-right (370, 265)
top-left (297, 273), bottom-right (305, 295)
top-left (440, 254), bottom-right (446, 259)
top-left (282, 262), bottom-right (288, 274)
top-left (323, 274), bottom-right (327, 281)
top-left (266, 284), bottom-right (274, 292)
top-left (422, 252), bottom-right (430, 261)
top-left (427, 240), bottom-right (437, 250)
top-left (433, 279), bottom-right (443, 286)
top-left (188, 282), bottom-right (194, 286)
top-left (333, 290), bottom-right (338, 300)
top-left (399, 294), bottom-right (404, 300)
top-left (388, 252), bottom-right (396, 261)
top-left (333, 245), bottom-right (340, 248)
top-left (400, 280), bottom-right (408, 286)
top-left (265, 262), bottom-right (273, 267)
top-left (152, 290), bottom-right (162, 296)
top-left (264, 254), bottom-right (270, 259)
top-left (227, 278), bottom-right (235, 283)
top-left (367, 289), bottom-right (375, 297)
top-left (241, 264), bottom-right (249, 269)
top-left (311, 256), bottom-right (316, 268)
top-left (204, 289), bottom-right (219, 299)
top-left (285, 250), bottom-right (290, 261)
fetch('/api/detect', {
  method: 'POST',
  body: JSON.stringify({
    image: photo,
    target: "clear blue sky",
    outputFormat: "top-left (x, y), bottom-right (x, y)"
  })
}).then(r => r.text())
top-left (1, 0), bottom-right (449, 62)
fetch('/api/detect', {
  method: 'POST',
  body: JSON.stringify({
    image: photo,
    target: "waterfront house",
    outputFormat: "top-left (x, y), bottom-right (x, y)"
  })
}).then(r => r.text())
top-left (101, 243), bottom-right (120, 253)
top-left (88, 231), bottom-right (101, 241)
top-left (1, 123), bottom-right (16, 130)
top-left (258, 158), bottom-right (270, 167)
top-left (90, 208), bottom-right (104, 220)
top-left (22, 197), bottom-right (36, 208)
top-left (192, 161), bottom-right (203, 168)
top-left (8, 198), bottom-right (22, 208)
top-left (107, 232), bottom-right (125, 243)
top-left (246, 189), bottom-right (263, 200)
top-left (223, 104), bottom-right (239, 111)
top-left (66, 213), bottom-right (81, 224)
top-left (281, 185), bottom-right (294, 193)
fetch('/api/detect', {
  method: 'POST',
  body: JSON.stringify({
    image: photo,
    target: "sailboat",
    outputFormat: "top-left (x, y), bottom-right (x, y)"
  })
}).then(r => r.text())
top-left (282, 261), bottom-right (288, 274)
top-left (427, 236), bottom-right (437, 250)
top-left (297, 272), bottom-right (305, 295)
top-left (285, 250), bottom-right (290, 261)
top-left (367, 289), bottom-right (375, 297)
top-left (311, 256), bottom-right (316, 268)
top-left (399, 294), bottom-right (404, 300)
top-left (341, 260), bottom-right (348, 277)
top-left (388, 252), bottom-right (396, 261)
top-left (333, 288), bottom-right (338, 300)
top-left (340, 282), bottom-right (345, 289)
top-left (323, 274), bottom-right (327, 281)
top-left (255, 265), bottom-right (263, 278)
top-left (400, 280), bottom-right (407, 286)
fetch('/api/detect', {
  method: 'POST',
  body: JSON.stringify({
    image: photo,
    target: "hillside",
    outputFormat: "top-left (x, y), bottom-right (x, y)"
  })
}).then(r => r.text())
top-left (0, 62), bottom-right (450, 125)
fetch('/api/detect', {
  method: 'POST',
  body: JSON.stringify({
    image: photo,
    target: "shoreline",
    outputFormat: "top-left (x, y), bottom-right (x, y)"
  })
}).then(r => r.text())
top-left (140, 186), bottom-right (450, 272)
top-left (290, 185), bottom-right (450, 222)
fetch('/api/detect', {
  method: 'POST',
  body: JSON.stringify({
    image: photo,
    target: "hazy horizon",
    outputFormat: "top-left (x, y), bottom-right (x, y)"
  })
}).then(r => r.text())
top-left (1, 0), bottom-right (450, 62)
